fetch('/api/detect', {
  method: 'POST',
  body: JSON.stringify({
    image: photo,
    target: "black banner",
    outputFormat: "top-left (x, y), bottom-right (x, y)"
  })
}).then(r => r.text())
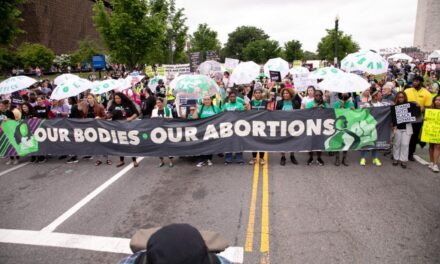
top-left (0, 107), bottom-right (392, 157)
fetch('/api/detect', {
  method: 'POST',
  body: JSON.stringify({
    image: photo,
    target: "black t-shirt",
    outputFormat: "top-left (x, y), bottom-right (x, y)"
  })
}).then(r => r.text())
top-left (86, 105), bottom-right (95, 118)
top-left (109, 103), bottom-right (138, 120)
top-left (0, 110), bottom-right (14, 121)
top-left (141, 96), bottom-right (156, 118)
top-left (21, 111), bottom-right (35, 119)
top-left (34, 105), bottom-right (50, 119)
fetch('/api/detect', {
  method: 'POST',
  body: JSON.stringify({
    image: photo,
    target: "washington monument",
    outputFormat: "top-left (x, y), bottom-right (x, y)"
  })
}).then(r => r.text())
top-left (414, 0), bottom-right (440, 51)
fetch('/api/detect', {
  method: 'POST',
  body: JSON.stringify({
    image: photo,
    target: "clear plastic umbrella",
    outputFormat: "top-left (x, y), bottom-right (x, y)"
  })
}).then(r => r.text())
top-left (90, 79), bottom-right (121, 94)
top-left (148, 76), bottom-right (165, 90)
top-left (229, 61), bottom-right (260, 87)
top-left (198, 60), bottom-right (222, 76)
top-left (309, 67), bottom-right (344, 79)
top-left (54, 73), bottom-right (80, 85)
top-left (318, 72), bottom-right (370, 93)
top-left (289, 66), bottom-right (309, 77)
top-left (264, 57), bottom-right (289, 78)
top-left (341, 50), bottom-right (388, 75)
top-left (0, 76), bottom-right (37, 95)
top-left (170, 74), bottom-right (220, 100)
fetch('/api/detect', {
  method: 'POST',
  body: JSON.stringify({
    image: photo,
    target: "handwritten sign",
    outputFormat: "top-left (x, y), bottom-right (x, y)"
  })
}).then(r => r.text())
top-left (269, 71), bottom-right (281, 82)
top-left (225, 58), bottom-right (239, 70)
top-left (421, 109), bottom-right (440, 144)
top-left (393, 103), bottom-right (419, 124)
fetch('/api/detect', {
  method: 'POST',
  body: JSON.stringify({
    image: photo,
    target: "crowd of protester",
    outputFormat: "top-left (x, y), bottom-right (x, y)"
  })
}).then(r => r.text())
top-left (1, 60), bottom-right (439, 173)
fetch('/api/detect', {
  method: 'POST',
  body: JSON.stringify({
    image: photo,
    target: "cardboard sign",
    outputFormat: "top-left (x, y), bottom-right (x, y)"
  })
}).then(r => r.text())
top-left (189, 52), bottom-right (202, 72)
top-left (392, 103), bottom-right (420, 125)
top-left (421, 109), bottom-right (440, 144)
top-left (163, 64), bottom-right (191, 76)
top-left (225, 58), bottom-right (239, 70)
top-left (269, 71), bottom-right (281, 82)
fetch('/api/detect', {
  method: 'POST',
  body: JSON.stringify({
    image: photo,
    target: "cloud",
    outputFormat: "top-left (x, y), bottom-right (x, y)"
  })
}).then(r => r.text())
top-left (176, 0), bottom-right (417, 52)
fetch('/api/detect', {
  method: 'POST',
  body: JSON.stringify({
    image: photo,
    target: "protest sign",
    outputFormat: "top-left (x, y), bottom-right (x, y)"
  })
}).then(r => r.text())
top-left (163, 64), bottom-right (191, 76)
top-left (269, 71), bottom-right (282, 82)
top-left (206, 50), bottom-right (220, 62)
top-left (157, 66), bottom-right (166, 76)
top-left (225, 58), bottom-right (239, 70)
top-left (189, 52), bottom-right (202, 72)
top-left (0, 107), bottom-right (391, 157)
top-left (391, 103), bottom-right (420, 125)
top-left (421, 109), bottom-right (440, 143)
top-left (293, 60), bottom-right (302, 67)
top-left (145, 65), bottom-right (154, 77)
top-left (292, 73), bottom-right (318, 92)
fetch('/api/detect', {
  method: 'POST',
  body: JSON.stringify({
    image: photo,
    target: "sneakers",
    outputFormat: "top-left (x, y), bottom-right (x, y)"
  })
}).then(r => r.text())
top-left (249, 159), bottom-right (256, 165)
top-left (341, 157), bottom-right (348, 166)
top-left (392, 160), bottom-right (399, 166)
top-left (307, 158), bottom-right (314, 166)
top-left (334, 156), bottom-right (340, 166)
top-left (359, 158), bottom-right (366, 166)
top-left (38, 157), bottom-right (47, 163)
top-left (5, 160), bottom-right (12, 165)
top-left (428, 163), bottom-right (433, 169)
top-left (290, 154), bottom-right (298, 165)
top-left (280, 156), bottom-right (286, 166)
top-left (207, 160), bottom-right (213, 166)
top-left (259, 159), bottom-right (265, 165)
top-left (31, 156), bottom-right (37, 163)
top-left (372, 158), bottom-right (382, 167)
top-left (13, 159), bottom-right (19, 165)
top-left (316, 158), bottom-right (324, 166)
top-left (196, 161), bottom-right (207, 167)
top-left (66, 157), bottom-right (79, 164)
top-left (433, 164), bottom-right (439, 173)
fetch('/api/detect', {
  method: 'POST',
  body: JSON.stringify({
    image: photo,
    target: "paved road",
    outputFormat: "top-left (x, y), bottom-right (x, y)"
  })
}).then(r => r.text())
top-left (0, 151), bottom-right (439, 264)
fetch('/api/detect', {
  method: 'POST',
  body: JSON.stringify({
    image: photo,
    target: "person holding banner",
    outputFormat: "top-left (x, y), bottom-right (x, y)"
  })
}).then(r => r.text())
top-left (248, 88), bottom-right (267, 165)
top-left (332, 93), bottom-right (355, 166)
top-left (428, 95), bottom-right (440, 173)
top-left (107, 92), bottom-right (139, 168)
top-left (223, 91), bottom-right (245, 165)
top-left (277, 88), bottom-right (301, 166)
top-left (300, 86), bottom-right (316, 109)
top-left (391, 92), bottom-right (413, 169)
top-left (193, 95), bottom-right (222, 167)
top-left (152, 98), bottom-right (175, 168)
top-left (305, 90), bottom-right (328, 166)
top-left (404, 76), bottom-right (432, 161)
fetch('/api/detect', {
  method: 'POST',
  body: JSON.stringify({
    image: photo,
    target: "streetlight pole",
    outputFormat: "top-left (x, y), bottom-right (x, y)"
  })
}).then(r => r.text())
top-left (334, 15), bottom-right (339, 68)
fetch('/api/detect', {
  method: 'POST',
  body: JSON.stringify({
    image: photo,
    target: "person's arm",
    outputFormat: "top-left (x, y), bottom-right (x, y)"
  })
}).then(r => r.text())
top-left (126, 104), bottom-right (139, 121)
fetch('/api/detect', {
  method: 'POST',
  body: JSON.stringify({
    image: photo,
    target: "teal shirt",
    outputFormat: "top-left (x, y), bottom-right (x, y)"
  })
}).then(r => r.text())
top-left (282, 101), bottom-right (293, 111)
top-left (333, 100), bottom-right (354, 109)
top-left (199, 105), bottom-right (221, 118)
top-left (305, 100), bottom-right (330, 109)
top-left (223, 101), bottom-right (244, 112)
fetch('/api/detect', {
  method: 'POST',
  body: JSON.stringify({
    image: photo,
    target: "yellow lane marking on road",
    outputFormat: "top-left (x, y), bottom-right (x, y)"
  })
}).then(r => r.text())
top-left (260, 153), bottom-right (270, 264)
top-left (244, 156), bottom-right (260, 252)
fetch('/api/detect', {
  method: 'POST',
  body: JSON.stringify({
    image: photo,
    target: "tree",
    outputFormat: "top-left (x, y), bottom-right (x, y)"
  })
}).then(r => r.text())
top-left (283, 40), bottom-right (304, 62)
top-left (223, 26), bottom-right (269, 60)
top-left (190, 24), bottom-right (221, 53)
top-left (303, 51), bottom-right (319, 60)
top-left (243, 39), bottom-right (281, 64)
top-left (16, 43), bottom-right (55, 70)
top-left (71, 38), bottom-right (103, 65)
top-left (0, 0), bottom-right (25, 45)
top-left (165, 1), bottom-right (189, 64)
top-left (0, 48), bottom-right (18, 74)
top-left (53, 54), bottom-right (72, 71)
top-left (93, 0), bottom-right (165, 68)
top-left (317, 29), bottom-right (360, 62)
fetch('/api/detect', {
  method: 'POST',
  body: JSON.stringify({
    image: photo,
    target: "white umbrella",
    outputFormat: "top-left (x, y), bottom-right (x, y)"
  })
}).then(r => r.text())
top-left (388, 53), bottom-right (413, 62)
top-left (318, 72), bottom-right (370, 93)
top-left (51, 78), bottom-right (92, 100)
top-left (91, 79), bottom-right (121, 94)
top-left (309, 67), bottom-right (344, 79)
top-left (0, 76), bottom-right (37, 95)
top-left (54, 73), bottom-right (80, 85)
top-left (198, 60), bottom-right (222, 75)
top-left (264, 57), bottom-right (289, 79)
top-left (119, 75), bottom-right (144, 91)
top-left (229, 61), bottom-right (260, 87)
top-left (289, 66), bottom-right (309, 77)
top-left (148, 76), bottom-right (165, 90)
top-left (341, 51), bottom-right (388, 75)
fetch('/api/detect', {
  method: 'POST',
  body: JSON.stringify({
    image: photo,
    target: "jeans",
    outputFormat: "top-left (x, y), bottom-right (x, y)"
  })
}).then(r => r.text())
top-left (360, 150), bottom-right (377, 159)
top-left (225, 152), bottom-right (243, 163)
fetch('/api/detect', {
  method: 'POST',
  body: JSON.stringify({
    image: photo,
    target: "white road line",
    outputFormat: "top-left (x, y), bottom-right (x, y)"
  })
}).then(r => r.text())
top-left (41, 158), bottom-right (144, 233)
top-left (0, 229), bottom-right (244, 263)
top-left (414, 154), bottom-right (429, 166)
top-left (0, 162), bottom-right (30, 177)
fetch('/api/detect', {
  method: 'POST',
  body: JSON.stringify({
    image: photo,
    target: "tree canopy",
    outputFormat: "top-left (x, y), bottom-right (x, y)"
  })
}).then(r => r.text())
top-left (190, 24), bottom-right (221, 54)
top-left (317, 29), bottom-right (360, 62)
top-left (223, 26), bottom-right (269, 60)
top-left (243, 39), bottom-right (281, 64)
top-left (16, 43), bottom-right (55, 70)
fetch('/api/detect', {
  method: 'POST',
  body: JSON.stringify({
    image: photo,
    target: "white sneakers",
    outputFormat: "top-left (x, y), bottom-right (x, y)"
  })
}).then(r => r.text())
top-left (428, 163), bottom-right (439, 173)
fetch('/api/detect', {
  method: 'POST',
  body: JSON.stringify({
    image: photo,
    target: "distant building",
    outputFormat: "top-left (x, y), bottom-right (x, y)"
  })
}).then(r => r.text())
top-left (414, 0), bottom-right (440, 52)
top-left (15, 0), bottom-right (111, 54)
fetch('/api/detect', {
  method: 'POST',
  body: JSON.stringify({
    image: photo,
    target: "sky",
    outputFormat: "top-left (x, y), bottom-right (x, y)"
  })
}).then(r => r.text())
top-left (175, 0), bottom-right (417, 52)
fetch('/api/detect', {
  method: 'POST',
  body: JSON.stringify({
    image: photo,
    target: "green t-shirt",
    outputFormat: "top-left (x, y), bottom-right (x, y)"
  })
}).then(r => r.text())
top-left (282, 101), bottom-right (293, 111)
top-left (223, 101), bottom-right (244, 112)
top-left (333, 100), bottom-right (355, 109)
top-left (305, 100), bottom-right (329, 109)
top-left (199, 105), bottom-right (221, 118)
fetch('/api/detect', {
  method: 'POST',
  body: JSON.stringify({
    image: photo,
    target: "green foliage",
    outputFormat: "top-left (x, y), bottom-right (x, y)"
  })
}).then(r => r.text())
top-left (164, 1), bottom-right (189, 64)
top-left (0, 48), bottom-right (18, 72)
top-left (53, 54), bottom-right (72, 70)
top-left (317, 29), bottom-right (360, 61)
top-left (93, 0), bottom-right (165, 68)
top-left (0, 0), bottom-right (25, 45)
top-left (243, 39), bottom-right (281, 64)
top-left (16, 43), bottom-right (55, 70)
top-left (190, 24), bottom-right (221, 53)
top-left (283, 40), bottom-right (304, 62)
top-left (71, 38), bottom-right (103, 65)
top-left (223, 26), bottom-right (269, 60)
top-left (303, 51), bottom-right (319, 60)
